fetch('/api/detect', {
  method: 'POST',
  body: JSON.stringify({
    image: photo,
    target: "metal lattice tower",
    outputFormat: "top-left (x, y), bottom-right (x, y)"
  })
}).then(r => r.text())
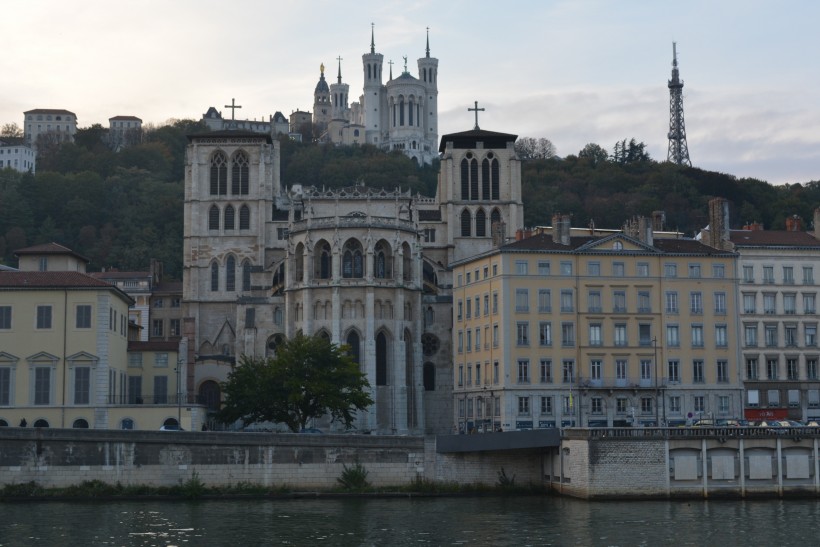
top-left (667, 42), bottom-right (692, 166)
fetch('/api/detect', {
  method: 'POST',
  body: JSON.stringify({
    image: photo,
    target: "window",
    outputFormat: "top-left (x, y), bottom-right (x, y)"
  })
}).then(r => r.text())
top-left (747, 389), bottom-right (759, 407)
top-left (562, 360), bottom-right (575, 383)
top-left (457, 331), bottom-right (463, 353)
top-left (516, 322), bottom-right (529, 346)
top-left (763, 293), bottom-right (776, 314)
top-left (666, 325), bottom-right (680, 347)
top-left (518, 397), bottom-right (530, 415)
top-left (665, 263), bottom-right (677, 278)
top-left (589, 324), bottom-right (602, 346)
top-left (765, 324), bottom-right (778, 347)
top-left (714, 292), bottom-right (726, 314)
top-left (560, 261), bottom-right (572, 276)
top-left (466, 330), bottom-right (472, 352)
top-left (638, 324), bottom-right (651, 346)
top-left (154, 376), bottom-right (168, 404)
top-left (691, 325), bottom-right (703, 347)
top-left (785, 325), bottom-right (797, 346)
top-left (669, 396), bottom-right (681, 413)
top-left (590, 359), bottom-right (602, 380)
top-left (36, 305), bottom-right (52, 329)
top-left (804, 293), bottom-right (816, 314)
top-left (587, 262), bottom-right (600, 276)
top-left (208, 205), bottom-right (220, 230)
top-left (637, 263), bottom-right (649, 277)
top-left (766, 358), bottom-right (778, 380)
top-left (517, 359), bottom-right (530, 383)
top-left (614, 324), bottom-right (627, 346)
top-left (561, 323), bottom-right (575, 347)
top-left (767, 389), bottom-right (780, 407)
top-left (152, 319), bottom-right (163, 337)
top-left (211, 262), bottom-right (219, 291)
top-left (717, 360), bottom-right (729, 383)
top-left (588, 290), bottom-right (602, 312)
top-left (715, 325), bottom-right (728, 347)
top-left (171, 297), bottom-right (181, 308)
top-left (457, 365), bottom-right (463, 386)
top-left (76, 305), bottom-right (92, 328)
top-left (170, 319), bottom-right (181, 337)
top-left (616, 359), bottom-right (627, 380)
top-left (155, 353), bottom-right (169, 368)
top-left (474, 328), bottom-right (481, 350)
top-left (688, 263), bottom-right (701, 278)
top-left (746, 358), bottom-right (758, 380)
top-left (0, 306), bottom-right (10, 329)
top-left (763, 266), bottom-right (774, 284)
top-left (613, 262), bottom-right (625, 277)
top-left (515, 260), bottom-right (528, 275)
top-left (466, 299), bottom-right (471, 319)
top-left (617, 397), bottom-right (628, 414)
top-left (541, 396), bottom-right (553, 415)
top-left (787, 358), bottom-right (799, 380)
top-left (540, 359), bottom-right (552, 383)
top-left (665, 292), bottom-right (678, 313)
top-left (806, 325), bottom-right (817, 347)
top-left (803, 266), bottom-right (814, 285)
top-left (538, 261), bottom-right (550, 276)
top-left (690, 292), bottom-right (703, 314)
top-left (483, 294), bottom-right (489, 316)
top-left (73, 367), bottom-right (90, 405)
top-left (640, 359), bottom-right (652, 381)
top-left (612, 290), bottom-right (626, 313)
top-left (788, 389), bottom-right (800, 408)
top-left (694, 396), bottom-right (705, 413)
top-left (745, 324), bottom-right (758, 347)
top-left (641, 397), bottom-right (653, 414)
top-left (537, 289), bottom-right (550, 313)
top-left (712, 264), bottom-right (725, 278)
top-left (0, 367), bottom-right (11, 406)
top-left (494, 361), bottom-right (499, 384)
top-left (457, 300), bottom-right (463, 321)
top-left (743, 293), bottom-right (756, 313)
top-left (515, 289), bottom-right (529, 312)
top-left (784, 293), bottom-right (797, 314)
top-left (224, 205), bottom-right (235, 230)
top-left (475, 363), bottom-right (481, 386)
top-left (560, 290), bottom-right (574, 312)
top-left (493, 324), bottom-right (499, 347)
top-left (591, 397), bottom-right (603, 414)
top-left (783, 266), bottom-right (794, 284)
top-left (808, 358), bottom-right (819, 380)
top-left (637, 291), bottom-right (651, 313)
top-left (34, 367), bottom-right (52, 405)
top-left (492, 292), bottom-right (499, 314)
top-left (539, 322), bottom-right (552, 346)
top-left (39, 257), bottom-right (48, 272)
top-left (693, 360), bottom-right (704, 383)
top-left (810, 389), bottom-right (820, 407)
top-left (668, 359), bottom-right (680, 382)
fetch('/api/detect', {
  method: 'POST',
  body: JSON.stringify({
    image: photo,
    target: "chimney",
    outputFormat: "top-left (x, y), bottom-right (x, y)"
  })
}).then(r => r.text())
top-left (708, 198), bottom-right (729, 250)
top-left (552, 214), bottom-right (571, 246)
top-left (638, 216), bottom-right (653, 246)
top-left (785, 214), bottom-right (803, 232)
top-left (651, 211), bottom-right (665, 231)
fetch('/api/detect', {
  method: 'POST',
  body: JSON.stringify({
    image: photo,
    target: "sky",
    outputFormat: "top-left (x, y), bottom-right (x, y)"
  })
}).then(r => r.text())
top-left (2, 0), bottom-right (819, 184)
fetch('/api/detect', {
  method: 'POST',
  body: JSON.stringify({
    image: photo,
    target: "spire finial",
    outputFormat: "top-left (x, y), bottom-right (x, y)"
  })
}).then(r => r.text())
top-left (370, 23), bottom-right (375, 54)
top-left (336, 56), bottom-right (343, 84)
top-left (388, 59), bottom-right (394, 80)
top-left (426, 27), bottom-right (430, 58)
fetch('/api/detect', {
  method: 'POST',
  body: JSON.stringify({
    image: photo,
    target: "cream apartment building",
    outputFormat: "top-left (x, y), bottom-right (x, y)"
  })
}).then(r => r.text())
top-left (452, 216), bottom-right (741, 431)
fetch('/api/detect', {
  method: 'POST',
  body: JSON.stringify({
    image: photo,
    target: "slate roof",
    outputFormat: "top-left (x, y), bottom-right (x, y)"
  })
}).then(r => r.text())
top-left (109, 115), bottom-right (142, 122)
top-left (729, 230), bottom-right (820, 248)
top-left (439, 128), bottom-right (517, 153)
top-left (187, 130), bottom-right (272, 143)
top-left (501, 233), bottom-right (733, 256)
top-left (14, 242), bottom-right (91, 263)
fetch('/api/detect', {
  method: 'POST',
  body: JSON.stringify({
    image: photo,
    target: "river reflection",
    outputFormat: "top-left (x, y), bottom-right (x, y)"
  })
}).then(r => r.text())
top-left (2, 496), bottom-right (819, 546)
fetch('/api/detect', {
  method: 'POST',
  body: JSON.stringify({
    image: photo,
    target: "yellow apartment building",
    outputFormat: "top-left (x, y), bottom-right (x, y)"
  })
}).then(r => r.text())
top-left (452, 216), bottom-right (742, 431)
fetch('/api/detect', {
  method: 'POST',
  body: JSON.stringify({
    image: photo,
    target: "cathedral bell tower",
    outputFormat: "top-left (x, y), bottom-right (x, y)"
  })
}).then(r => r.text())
top-left (330, 57), bottom-right (350, 120)
top-left (313, 64), bottom-right (331, 139)
top-left (361, 23), bottom-right (384, 143)
top-left (416, 27), bottom-right (439, 151)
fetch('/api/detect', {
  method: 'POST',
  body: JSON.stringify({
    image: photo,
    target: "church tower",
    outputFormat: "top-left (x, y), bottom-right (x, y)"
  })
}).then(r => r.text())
top-left (330, 57), bottom-right (350, 120)
top-left (361, 24), bottom-right (384, 144)
top-left (313, 64), bottom-right (331, 139)
top-left (417, 28), bottom-right (439, 156)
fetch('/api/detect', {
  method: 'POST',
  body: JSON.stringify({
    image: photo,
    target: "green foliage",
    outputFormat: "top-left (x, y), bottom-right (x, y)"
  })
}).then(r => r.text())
top-left (0, 481), bottom-right (45, 498)
top-left (337, 462), bottom-right (371, 491)
top-left (218, 334), bottom-right (374, 432)
top-left (496, 467), bottom-right (516, 489)
top-left (180, 472), bottom-right (207, 499)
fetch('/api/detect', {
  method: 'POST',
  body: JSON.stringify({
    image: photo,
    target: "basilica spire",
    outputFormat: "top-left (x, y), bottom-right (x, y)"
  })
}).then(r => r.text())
top-left (337, 56), bottom-right (343, 84)
top-left (426, 27), bottom-right (430, 58)
top-left (370, 22), bottom-right (375, 54)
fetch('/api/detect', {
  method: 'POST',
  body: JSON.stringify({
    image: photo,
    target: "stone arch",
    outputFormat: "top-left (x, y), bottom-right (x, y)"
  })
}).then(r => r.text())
top-left (208, 205), bottom-right (220, 230)
top-left (373, 239), bottom-right (393, 279)
top-left (461, 209), bottom-right (472, 237)
top-left (342, 238), bottom-right (364, 278)
top-left (314, 239), bottom-right (332, 280)
top-left (198, 380), bottom-right (221, 411)
top-left (475, 208), bottom-right (487, 237)
top-left (294, 242), bottom-right (305, 282)
top-left (224, 204), bottom-right (235, 230)
top-left (72, 418), bottom-right (89, 428)
top-left (210, 150), bottom-right (227, 195)
top-left (345, 329), bottom-right (361, 365)
top-left (375, 330), bottom-right (390, 386)
top-left (316, 329), bottom-right (331, 342)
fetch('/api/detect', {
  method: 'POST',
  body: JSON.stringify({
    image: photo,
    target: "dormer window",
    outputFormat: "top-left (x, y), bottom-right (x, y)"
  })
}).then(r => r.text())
top-left (613, 241), bottom-right (623, 250)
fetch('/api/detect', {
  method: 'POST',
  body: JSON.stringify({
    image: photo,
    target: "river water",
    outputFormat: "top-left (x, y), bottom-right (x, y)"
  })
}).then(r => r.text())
top-left (1, 496), bottom-right (819, 546)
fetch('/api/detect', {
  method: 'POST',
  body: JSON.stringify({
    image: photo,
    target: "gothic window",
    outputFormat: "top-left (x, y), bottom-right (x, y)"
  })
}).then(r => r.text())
top-left (295, 243), bottom-right (305, 282)
top-left (491, 208), bottom-right (502, 229)
top-left (231, 151), bottom-right (249, 195)
top-left (239, 205), bottom-right (250, 229)
top-left (470, 158), bottom-right (478, 200)
top-left (210, 151), bottom-right (227, 195)
top-left (226, 255), bottom-right (236, 292)
top-left (476, 209), bottom-right (487, 237)
top-left (210, 262), bottom-right (219, 291)
top-left (461, 209), bottom-right (472, 237)
top-left (342, 239), bottom-right (364, 278)
top-left (399, 98), bottom-right (405, 126)
top-left (491, 157), bottom-right (500, 199)
top-left (242, 260), bottom-right (251, 291)
top-left (208, 205), bottom-right (220, 230)
top-left (482, 159), bottom-right (490, 199)
top-left (460, 159), bottom-right (469, 200)
top-left (408, 98), bottom-right (414, 126)
top-left (376, 332), bottom-right (388, 386)
top-left (224, 205), bottom-right (235, 230)
top-left (314, 240), bottom-right (332, 279)
top-left (402, 242), bottom-right (412, 282)
top-left (423, 362), bottom-right (435, 391)
top-left (346, 331), bottom-right (360, 365)
top-left (374, 240), bottom-right (392, 279)
top-left (422, 333), bottom-right (440, 356)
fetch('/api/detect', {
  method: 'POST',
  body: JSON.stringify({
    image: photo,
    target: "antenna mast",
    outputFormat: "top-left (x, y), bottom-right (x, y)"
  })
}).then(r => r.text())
top-left (667, 42), bottom-right (692, 166)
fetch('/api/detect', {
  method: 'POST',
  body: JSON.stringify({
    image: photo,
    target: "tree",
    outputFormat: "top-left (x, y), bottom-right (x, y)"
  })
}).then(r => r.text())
top-left (218, 334), bottom-right (373, 432)
top-left (514, 137), bottom-right (557, 160)
top-left (612, 138), bottom-right (651, 164)
top-left (1, 123), bottom-right (23, 138)
top-left (578, 143), bottom-right (609, 167)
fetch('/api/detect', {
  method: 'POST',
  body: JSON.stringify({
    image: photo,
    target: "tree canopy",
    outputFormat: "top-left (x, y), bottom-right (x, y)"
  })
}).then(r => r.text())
top-left (218, 334), bottom-right (373, 432)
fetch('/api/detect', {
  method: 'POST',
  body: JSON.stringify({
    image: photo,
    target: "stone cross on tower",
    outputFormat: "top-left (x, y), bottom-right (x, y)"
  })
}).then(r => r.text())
top-left (468, 101), bottom-right (485, 130)
top-left (224, 98), bottom-right (242, 121)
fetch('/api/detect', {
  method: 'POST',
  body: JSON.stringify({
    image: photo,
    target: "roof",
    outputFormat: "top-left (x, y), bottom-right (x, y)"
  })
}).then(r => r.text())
top-left (153, 280), bottom-right (182, 294)
top-left (187, 130), bottom-right (272, 143)
top-left (314, 73), bottom-right (329, 93)
top-left (24, 109), bottom-right (76, 116)
top-left (439, 129), bottom-right (518, 153)
top-left (0, 137), bottom-right (26, 146)
top-left (392, 72), bottom-right (419, 83)
top-left (109, 115), bottom-right (142, 122)
top-left (501, 233), bottom-right (734, 256)
top-left (729, 230), bottom-right (820, 248)
top-left (128, 340), bottom-right (180, 352)
top-left (13, 242), bottom-right (91, 263)
top-left (0, 271), bottom-right (134, 304)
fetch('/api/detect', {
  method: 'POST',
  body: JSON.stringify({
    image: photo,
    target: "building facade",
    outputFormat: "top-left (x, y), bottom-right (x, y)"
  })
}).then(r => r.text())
top-left (451, 217), bottom-right (742, 432)
top-left (23, 108), bottom-right (77, 150)
top-left (181, 125), bottom-right (523, 434)
top-left (0, 137), bottom-right (36, 173)
top-left (108, 115), bottom-right (143, 151)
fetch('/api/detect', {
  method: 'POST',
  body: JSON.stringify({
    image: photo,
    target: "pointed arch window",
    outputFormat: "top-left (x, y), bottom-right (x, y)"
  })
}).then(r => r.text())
top-left (470, 158), bottom-right (479, 200)
top-left (239, 205), bottom-right (250, 230)
top-left (226, 255), bottom-right (236, 292)
top-left (482, 159), bottom-right (490, 199)
top-left (374, 241), bottom-right (392, 279)
top-left (491, 208), bottom-right (502, 229)
top-left (208, 205), bottom-right (220, 230)
top-left (295, 243), bottom-right (305, 282)
top-left (210, 262), bottom-right (219, 291)
top-left (423, 362), bottom-right (436, 391)
top-left (343, 240), bottom-right (364, 278)
top-left (402, 242), bottom-right (412, 283)
top-left (399, 98), bottom-right (405, 126)
top-left (224, 205), bottom-right (235, 230)
top-left (242, 260), bottom-right (251, 291)
top-left (460, 159), bottom-right (469, 200)
top-left (231, 151), bottom-right (249, 195)
top-left (315, 241), bottom-right (332, 279)
top-left (475, 209), bottom-right (487, 237)
top-left (210, 152), bottom-right (227, 195)
top-left (347, 331), bottom-right (361, 365)
top-left (408, 98), bottom-right (414, 126)
top-left (461, 209), bottom-right (472, 237)
top-left (491, 158), bottom-right (500, 199)
top-left (376, 332), bottom-right (388, 386)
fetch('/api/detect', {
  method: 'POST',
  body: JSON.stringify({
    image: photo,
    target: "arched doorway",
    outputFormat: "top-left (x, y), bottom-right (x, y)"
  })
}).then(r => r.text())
top-left (199, 380), bottom-right (221, 411)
